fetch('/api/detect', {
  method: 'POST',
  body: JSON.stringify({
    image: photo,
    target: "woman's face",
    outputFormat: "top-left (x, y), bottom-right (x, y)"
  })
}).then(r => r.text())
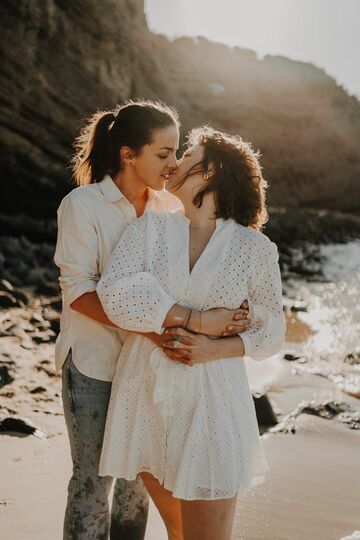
top-left (130, 125), bottom-right (180, 191)
top-left (166, 144), bottom-right (206, 200)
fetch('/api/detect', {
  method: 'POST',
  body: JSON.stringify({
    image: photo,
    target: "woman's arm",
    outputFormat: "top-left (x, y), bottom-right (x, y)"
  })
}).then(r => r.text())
top-left (97, 216), bottom-right (249, 335)
top-left (70, 291), bottom-right (117, 327)
top-left (162, 328), bottom-right (245, 365)
top-left (163, 304), bottom-right (250, 335)
top-left (55, 195), bottom-right (101, 307)
top-left (239, 240), bottom-right (286, 361)
top-left (54, 200), bottom-right (191, 361)
top-left (162, 240), bottom-right (285, 365)
top-left (70, 290), bottom-right (194, 363)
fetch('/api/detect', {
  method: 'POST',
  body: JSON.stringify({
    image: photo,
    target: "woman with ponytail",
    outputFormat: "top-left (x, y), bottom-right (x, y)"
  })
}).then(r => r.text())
top-left (54, 103), bottom-right (250, 539)
top-left (96, 127), bottom-right (286, 540)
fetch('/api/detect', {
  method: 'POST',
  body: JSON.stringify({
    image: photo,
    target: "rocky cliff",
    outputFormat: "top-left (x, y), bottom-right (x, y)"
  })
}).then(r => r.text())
top-left (1, 0), bottom-right (359, 222)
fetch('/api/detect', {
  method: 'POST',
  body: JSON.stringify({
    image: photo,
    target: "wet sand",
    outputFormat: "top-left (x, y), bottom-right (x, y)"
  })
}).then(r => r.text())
top-left (1, 310), bottom-right (359, 539)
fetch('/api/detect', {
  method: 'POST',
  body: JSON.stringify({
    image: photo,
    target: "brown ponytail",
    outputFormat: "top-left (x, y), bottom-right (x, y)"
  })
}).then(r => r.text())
top-left (71, 99), bottom-right (179, 186)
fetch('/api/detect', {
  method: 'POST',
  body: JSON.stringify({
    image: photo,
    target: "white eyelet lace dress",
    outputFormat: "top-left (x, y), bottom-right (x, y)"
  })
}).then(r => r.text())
top-left (97, 210), bottom-right (286, 500)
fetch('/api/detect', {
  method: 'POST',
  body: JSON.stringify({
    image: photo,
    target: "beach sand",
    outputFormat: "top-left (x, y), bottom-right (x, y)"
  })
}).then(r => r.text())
top-left (1, 311), bottom-right (359, 540)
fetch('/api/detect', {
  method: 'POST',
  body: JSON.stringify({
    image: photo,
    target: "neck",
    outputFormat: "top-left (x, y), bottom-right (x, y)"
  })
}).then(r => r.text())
top-left (182, 194), bottom-right (217, 229)
top-left (112, 170), bottom-right (148, 214)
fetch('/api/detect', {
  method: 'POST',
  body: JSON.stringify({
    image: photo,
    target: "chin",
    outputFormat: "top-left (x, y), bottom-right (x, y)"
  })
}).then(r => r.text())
top-left (155, 181), bottom-right (167, 191)
top-left (165, 180), bottom-right (177, 193)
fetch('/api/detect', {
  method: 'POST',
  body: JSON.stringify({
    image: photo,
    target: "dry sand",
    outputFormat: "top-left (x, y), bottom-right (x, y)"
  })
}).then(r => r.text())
top-left (1, 311), bottom-right (359, 540)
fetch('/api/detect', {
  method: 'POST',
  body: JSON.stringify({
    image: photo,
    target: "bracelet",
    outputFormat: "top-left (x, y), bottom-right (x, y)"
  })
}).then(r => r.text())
top-left (184, 308), bottom-right (192, 330)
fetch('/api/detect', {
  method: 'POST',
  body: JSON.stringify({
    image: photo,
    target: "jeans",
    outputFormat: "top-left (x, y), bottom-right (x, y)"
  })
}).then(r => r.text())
top-left (62, 353), bottom-right (149, 539)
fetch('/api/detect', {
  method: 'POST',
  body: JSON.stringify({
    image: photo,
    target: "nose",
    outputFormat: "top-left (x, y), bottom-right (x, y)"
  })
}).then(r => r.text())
top-left (167, 153), bottom-right (179, 171)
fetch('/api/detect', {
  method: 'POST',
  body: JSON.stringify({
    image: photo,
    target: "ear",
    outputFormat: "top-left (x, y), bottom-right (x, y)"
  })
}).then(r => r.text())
top-left (208, 161), bottom-right (216, 178)
top-left (120, 146), bottom-right (135, 166)
top-left (205, 161), bottom-right (216, 179)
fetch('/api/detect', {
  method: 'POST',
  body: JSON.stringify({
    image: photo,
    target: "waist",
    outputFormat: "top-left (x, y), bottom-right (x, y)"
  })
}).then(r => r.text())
top-left (55, 306), bottom-right (127, 380)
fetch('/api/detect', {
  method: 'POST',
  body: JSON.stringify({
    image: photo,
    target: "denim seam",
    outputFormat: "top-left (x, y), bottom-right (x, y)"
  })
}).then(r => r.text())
top-left (67, 353), bottom-right (80, 470)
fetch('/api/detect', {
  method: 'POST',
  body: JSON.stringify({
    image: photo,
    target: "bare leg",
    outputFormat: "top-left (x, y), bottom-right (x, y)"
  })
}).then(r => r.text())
top-left (139, 472), bottom-right (183, 540)
top-left (181, 495), bottom-right (238, 540)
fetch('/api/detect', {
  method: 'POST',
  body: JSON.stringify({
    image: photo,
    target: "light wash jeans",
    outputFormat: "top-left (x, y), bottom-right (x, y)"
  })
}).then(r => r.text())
top-left (62, 352), bottom-right (149, 539)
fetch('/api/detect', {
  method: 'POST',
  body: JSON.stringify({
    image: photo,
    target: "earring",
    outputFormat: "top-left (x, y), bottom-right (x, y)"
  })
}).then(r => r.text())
top-left (203, 170), bottom-right (210, 181)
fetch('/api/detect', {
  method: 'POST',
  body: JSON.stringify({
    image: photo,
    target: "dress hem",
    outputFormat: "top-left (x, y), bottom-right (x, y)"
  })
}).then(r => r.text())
top-left (99, 467), bottom-right (267, 501)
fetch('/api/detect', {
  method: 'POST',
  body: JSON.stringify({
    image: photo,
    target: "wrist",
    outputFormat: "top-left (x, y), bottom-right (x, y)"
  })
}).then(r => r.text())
top-left (210, 337), bottom-right (225, 361)
top-left (187, 310), bottom-right (201, 333)
top-left (221, 335), bottom-right (245, 358)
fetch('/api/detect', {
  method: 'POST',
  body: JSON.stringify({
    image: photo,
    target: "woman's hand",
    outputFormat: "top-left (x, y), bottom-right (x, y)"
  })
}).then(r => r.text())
top-left (144, 331), bottom-right (193, 365)
top-left (188, 301), bottom-right (250, 337)
top-left (162, 328), bottom-right (245, 365)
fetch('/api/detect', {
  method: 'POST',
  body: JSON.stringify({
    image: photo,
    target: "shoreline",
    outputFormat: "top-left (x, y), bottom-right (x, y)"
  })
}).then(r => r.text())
top-left (1, 298), bottom-right (359, 539)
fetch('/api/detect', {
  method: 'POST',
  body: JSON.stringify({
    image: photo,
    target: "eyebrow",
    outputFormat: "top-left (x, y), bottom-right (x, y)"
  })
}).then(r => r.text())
top-left (159, 146), bottom-right (177, 151)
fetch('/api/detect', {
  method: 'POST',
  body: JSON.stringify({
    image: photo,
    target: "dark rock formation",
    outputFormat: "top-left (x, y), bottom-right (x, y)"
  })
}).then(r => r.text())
top-left (0, 366), bottom-right (14, 388)
top-left (253, 394), bottom-right (278, 433)
top-left (270, 400), bottom-right (360, 434)
top-left (0, 0), bottom-right (168, 219)
top-left (154, 37), bottom-right (360, 213)
top-left (0, 409), bottom-right (46, 438)
top-left (1, 0), bottom-right (360, 225)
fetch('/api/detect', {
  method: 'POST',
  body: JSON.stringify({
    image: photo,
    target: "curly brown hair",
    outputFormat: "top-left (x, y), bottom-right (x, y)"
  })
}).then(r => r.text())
top-left (178, 127), bottom-right (268, 230)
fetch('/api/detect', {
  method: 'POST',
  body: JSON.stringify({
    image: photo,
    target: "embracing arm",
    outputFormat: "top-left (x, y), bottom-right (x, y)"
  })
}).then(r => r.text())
top-left (70, 290), bottom-right (175, 350)
top-left (97, 217), bottom-right (249, 335)
top-left (54, 201), bottom-right (189, 355)
top-left (70, 291), bottom-right (117, 327)
top-left (162, 330), bottom-right (245, 365)
top-left (162, 239), bottom-right (285, 365)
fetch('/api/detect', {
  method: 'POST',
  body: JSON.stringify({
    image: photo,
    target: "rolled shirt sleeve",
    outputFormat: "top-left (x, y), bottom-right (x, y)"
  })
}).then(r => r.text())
top-left (97, 216), bottom-right (176, 334)
top-left (54, 195), bottom-right (99, 307)
top-left (241, 240), bottom-right (286, 361)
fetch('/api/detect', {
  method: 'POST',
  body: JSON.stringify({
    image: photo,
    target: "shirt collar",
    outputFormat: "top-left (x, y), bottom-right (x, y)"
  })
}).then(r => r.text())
top-left (99, 175), bottom-right (125, 203)
top-left (99, 174), bottom-right (166, 204)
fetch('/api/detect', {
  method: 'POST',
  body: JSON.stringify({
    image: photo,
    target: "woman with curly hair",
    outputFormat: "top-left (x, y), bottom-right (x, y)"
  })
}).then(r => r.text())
top-left (97, 127), bottom-right (286, 540)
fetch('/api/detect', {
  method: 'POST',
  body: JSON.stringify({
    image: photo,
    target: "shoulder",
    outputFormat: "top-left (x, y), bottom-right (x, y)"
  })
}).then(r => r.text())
top-left (152, 189), bottom-right (183, 212)
top-left (232, 222), bottom-right (278, 259)
top-left (58, 184), bottom-right (101, 213)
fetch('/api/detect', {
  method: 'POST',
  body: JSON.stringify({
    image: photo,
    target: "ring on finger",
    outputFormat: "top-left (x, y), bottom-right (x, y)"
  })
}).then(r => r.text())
top-left (173, 337), bottom-right (181, 349)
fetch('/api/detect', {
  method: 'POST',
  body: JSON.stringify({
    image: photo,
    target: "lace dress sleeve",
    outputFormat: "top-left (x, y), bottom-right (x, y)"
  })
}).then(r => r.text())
top-left (240, 239), bottom-right (286, 361)
top-left (97, 216), bottom-right (176, 334)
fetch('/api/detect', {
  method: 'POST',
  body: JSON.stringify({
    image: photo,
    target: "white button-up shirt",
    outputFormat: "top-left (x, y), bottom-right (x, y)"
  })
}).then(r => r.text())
top-left (54, 175), bottom-right (182, 381)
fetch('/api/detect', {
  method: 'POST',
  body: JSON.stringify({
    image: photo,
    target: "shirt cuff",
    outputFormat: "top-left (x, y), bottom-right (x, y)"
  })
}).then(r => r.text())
top-left (60, 278), bottom-right (98, 307)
